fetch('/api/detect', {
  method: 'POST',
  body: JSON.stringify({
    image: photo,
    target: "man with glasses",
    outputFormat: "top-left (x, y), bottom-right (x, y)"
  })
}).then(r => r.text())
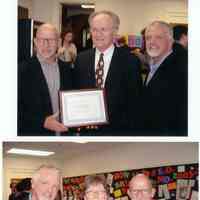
top-left (84, 175), bottom-right (109, 200)
top-left (74, 10), bottom-right (142, 136)
top-left (128, 174), bottom-right (155, 200)
top-left (18, 23), bottom-right (72, 136)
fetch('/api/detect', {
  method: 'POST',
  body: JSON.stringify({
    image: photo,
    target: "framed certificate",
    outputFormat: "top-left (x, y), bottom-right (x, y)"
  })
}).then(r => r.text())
top-left (59, 89), bottom-right (109, 127)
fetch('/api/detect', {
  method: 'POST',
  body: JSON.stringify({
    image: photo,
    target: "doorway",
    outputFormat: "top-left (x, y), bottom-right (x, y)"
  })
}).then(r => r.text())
top-left (61, 4), bottom-right (94, 52)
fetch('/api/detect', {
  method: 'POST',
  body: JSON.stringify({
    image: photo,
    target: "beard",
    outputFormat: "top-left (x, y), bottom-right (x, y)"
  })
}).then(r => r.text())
top-left (146, 48), bottom-right (160, 58)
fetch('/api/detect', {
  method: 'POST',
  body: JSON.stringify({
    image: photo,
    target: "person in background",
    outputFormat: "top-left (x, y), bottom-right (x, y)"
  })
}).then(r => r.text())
top-left (128, 173), bottom-right (155, 200)
top-left (132, 28), bottom-right (150, 82)
top-left (8, 182), bottom-right (17, 200)
top-left (83, 175), bottom-right (109, 200)
top-left (73, 10), bottom-right (142, 135)
top-left (18, 23), bottom-right (73, 136)
top-left (140, 21), bottom-right (187, 136)
top-left (173, 25), bottom-right (188, 62)
top-left (173, 25), bottom-right (188, 50)
top-left (58, 30), bottom-right (77, 66)
top-left (13, 178), bottom-right (32, 200)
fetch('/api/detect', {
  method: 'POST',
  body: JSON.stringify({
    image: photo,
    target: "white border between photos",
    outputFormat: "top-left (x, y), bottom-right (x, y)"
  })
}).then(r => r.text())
top-left (0, 0), bottom-right (17, 138)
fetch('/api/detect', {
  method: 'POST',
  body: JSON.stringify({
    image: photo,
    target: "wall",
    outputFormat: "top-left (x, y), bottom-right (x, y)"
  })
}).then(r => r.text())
top-left (62, 142), bottom-right (198, 177)
top-left (18, 0), bottom-right (187, 33)
top-left (18, 0), bottom-right (33, 18)
top-left (95, 0), bottom-right (188, 34)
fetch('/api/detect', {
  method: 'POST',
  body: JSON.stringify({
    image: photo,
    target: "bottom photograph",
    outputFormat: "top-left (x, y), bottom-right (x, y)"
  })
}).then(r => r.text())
top-left (3, 142), bottom-right (198, 200)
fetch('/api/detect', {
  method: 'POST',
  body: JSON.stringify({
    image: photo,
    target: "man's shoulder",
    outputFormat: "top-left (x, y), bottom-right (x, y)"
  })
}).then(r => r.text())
top-left (57, 58), bottom-right (71, 68)
top-left (77, 48), bottom-right (94, 58)
top-left (114, 47), bottom-right (141, 64)
top-left (19, 56), bottom-right (39, 65)
top-left (115, 47), bottom-right (138, 58)
top-left (14, 192), bottom-right (30, 200)
top-left (18, 56), bottom-right (40, 73)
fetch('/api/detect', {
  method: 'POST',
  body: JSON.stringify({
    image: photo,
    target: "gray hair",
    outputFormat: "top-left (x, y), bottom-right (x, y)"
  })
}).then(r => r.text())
top-left (84, 174), bottom-right (109, 195)
top-left (88, 10), bottom-right (120, 31)
top-left (36, 23), bottom-right (60, 38)
top-left (145, 21), bottom-right (174, 40)
top-left (32, 164), bottom-right (61, 183)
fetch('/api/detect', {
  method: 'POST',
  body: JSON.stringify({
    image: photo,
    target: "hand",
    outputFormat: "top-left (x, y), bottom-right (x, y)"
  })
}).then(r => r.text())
top-left (44, 113), bottom-right (68, 133)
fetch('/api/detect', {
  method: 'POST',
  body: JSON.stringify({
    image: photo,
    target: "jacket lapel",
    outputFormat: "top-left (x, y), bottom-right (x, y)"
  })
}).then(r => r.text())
top-left (104, 47), bottom-right (117, 88)
top-left (90, 48), bottom-right (96, 87)
top-left (34, 57), bottom-right (52, 112)
top-left (146, 53), bottom-right (174, 87)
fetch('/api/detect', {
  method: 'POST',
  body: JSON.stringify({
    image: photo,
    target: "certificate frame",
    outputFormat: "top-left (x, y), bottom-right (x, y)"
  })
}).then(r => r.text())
top-left (59, 89), bottom-right (109, 127)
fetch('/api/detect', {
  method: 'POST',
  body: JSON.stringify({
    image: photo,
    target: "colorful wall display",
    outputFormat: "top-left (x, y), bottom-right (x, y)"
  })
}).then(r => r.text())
top-left (63, 163), bottom-right (198, 200)
top-left (113, 35), bottom-right (143, 48)
top-left (127, 35), bottom-right (143, 48)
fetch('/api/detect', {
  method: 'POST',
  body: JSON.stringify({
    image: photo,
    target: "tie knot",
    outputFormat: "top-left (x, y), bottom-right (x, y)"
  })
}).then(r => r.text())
top-left (99, 53), bottom-right (104, 62)
top-left (98, 53), bottom-right (104, 67)
top-left (100, 53), bottom-right (104, 57)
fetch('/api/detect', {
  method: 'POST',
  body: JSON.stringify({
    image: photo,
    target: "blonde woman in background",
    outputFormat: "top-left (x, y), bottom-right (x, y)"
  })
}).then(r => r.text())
top-left (58, 30), bottom-right (77, 67)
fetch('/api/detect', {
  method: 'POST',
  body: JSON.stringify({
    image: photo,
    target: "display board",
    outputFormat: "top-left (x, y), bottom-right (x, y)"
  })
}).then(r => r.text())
top-left (63, 163), bottom-right (198, 200)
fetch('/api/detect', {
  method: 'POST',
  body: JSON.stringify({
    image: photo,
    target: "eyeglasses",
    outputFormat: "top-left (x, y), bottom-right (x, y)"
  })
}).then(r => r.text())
top-left (86, 190), bottom-right (106, 197)
top-left (90, 27), bottom-right (113, 34)
top-left (129, 189), bottom-right (151, 195)
top-left (37, 37), bottom-right (57, 45)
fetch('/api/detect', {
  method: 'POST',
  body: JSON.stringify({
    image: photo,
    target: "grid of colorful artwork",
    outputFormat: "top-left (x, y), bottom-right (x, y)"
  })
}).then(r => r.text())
top-left (63, 163), bottom-right (198, 200)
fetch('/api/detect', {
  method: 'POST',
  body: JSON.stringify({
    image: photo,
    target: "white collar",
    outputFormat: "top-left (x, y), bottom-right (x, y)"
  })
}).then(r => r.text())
top-left (96, 44), bottom-right (115, 57)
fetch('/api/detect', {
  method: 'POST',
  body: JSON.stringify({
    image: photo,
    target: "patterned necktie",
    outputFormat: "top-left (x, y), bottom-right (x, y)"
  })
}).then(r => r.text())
top-left (95, 53), bottom-right (104, 88)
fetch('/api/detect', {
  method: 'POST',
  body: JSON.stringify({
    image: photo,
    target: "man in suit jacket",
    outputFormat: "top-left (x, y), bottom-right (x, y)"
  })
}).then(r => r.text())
top-left (18, 23), bottom-right (72, 136)
top-left (73, 10), bottom-right (142, 136)
top-left (141, 21), bottom-right (187, 136)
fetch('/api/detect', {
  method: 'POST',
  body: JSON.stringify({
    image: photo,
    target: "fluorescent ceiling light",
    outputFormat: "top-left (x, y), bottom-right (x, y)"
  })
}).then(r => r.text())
top-left (7, 148), bottom-right (55, 156)
top-left (81, 4), bottom-right (95, 9)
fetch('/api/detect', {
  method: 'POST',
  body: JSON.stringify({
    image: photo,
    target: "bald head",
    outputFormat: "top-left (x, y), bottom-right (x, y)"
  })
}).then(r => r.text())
top-left (128, 174), bottom-right (155, 200)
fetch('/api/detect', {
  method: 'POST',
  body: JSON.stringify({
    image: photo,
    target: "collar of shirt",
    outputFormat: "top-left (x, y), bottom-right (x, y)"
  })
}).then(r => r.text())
top-left (29, 192), bottom-right (32, 200)
top-left (149, 50), bottom-right (173, 74)
top-left (95, 44), bottom-right (115, 86)
top-left (37, 54), bottom-right (58, 66)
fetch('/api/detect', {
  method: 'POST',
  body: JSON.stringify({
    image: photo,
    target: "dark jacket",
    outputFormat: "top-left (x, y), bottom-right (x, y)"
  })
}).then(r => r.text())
top-left (141, 51), bottom-right (187, 136)
top-left (73, 47), bottom-right (143, 136)
top-left (13, 192), bottom-right (29, 200)
top-left (18, 56), bottom-right (73, 136)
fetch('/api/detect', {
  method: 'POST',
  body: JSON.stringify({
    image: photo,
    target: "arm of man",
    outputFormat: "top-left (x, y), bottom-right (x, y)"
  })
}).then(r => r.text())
top-left (125, 51), bottom-right (143, 132)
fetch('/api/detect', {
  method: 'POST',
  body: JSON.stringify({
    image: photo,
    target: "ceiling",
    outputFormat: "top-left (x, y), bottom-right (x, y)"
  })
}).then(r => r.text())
top-left (3, 141), bottom-right (132, 160)
top-left (4, 142), bottom-right (196, 161)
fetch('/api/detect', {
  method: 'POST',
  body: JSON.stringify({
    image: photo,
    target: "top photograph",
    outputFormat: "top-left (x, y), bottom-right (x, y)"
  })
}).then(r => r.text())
top-left (17, 0), bottom-right (188, 137)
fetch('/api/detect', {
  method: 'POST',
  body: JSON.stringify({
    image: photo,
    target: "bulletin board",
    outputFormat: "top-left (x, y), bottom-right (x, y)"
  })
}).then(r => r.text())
top-left (63, 163), bottom-right (198, 200)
